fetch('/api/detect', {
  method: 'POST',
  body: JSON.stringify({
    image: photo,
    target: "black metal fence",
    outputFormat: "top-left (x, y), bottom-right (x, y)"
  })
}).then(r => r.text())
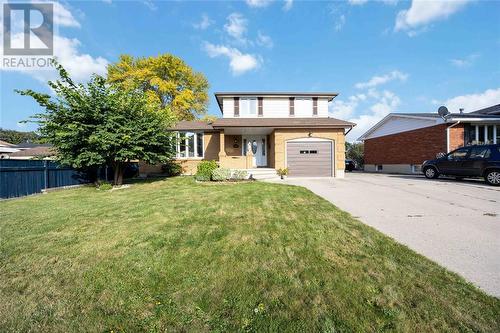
top-left (0, 160), bottom-right (88, 199)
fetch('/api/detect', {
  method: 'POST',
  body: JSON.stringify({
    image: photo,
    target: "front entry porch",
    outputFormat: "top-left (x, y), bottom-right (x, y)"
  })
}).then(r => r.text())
top-left (218, 128), bottom-right (273, 169)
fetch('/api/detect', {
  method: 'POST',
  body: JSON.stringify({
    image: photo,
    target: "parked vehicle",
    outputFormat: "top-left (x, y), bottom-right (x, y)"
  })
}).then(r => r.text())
top-left (422, 144), bottom-right (500, 186)
top-left (345, 159), bottom-right (356, 172)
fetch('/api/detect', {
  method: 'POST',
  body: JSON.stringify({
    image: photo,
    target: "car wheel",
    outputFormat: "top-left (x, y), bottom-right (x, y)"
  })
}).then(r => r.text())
top-left (424, 166), bottom-right (439, 179)
top-left (485, 170), bottom-right (500, 186)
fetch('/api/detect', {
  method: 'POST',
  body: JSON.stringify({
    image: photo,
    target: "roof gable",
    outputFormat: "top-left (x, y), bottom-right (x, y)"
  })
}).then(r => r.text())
top-left (358, 114), bottom-right (442, 141)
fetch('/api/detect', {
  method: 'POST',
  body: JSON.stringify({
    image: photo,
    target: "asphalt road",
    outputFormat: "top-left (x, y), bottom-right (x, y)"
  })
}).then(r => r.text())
top-left (279, 173), bottom-right (500, 297)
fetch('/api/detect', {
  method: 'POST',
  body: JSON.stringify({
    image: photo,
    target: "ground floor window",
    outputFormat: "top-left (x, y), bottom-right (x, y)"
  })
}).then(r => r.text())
top-left (176, 132), bottom-right (204, 158)
top-left (376, 165), bottom-right (383, 171)
top-left (464, 124), bottom-right (499, 145)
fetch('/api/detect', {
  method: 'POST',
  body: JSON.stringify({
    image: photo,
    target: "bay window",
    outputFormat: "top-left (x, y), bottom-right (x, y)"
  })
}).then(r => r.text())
top-left (176, 132), bottom-right (204, 158)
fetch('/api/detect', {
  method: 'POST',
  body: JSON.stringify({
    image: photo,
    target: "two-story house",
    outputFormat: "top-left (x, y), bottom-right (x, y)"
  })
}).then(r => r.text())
top-left (139, 92), bottom-right (355, 178)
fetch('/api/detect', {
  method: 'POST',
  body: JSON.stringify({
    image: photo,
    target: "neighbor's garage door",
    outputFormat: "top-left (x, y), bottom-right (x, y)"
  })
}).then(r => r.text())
top-left (286, 141), bottom-right (333, 177)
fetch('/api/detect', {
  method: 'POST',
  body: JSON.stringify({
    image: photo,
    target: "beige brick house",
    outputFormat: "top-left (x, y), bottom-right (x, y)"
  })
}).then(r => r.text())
top-left (140, 92), bottom-right (355, 178)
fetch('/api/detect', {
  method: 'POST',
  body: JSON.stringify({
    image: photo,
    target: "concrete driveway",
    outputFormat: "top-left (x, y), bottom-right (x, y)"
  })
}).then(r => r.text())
top-left (280, 173), bottom-right (500, 297)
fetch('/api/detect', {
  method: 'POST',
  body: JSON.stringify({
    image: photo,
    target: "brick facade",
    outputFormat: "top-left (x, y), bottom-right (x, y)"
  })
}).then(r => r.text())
top-left (448, 123), bottom-right (465, 151)
top-left (364, 124), bottom-right (453, 165)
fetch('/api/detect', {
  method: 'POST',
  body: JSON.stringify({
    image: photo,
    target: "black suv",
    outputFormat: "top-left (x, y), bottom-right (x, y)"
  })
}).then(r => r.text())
top-left (422, 144), bottom-right (500, 186)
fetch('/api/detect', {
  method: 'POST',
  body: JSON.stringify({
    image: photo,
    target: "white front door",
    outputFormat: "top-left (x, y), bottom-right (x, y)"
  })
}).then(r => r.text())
top-left (242, 135), bottom-right (267, 167)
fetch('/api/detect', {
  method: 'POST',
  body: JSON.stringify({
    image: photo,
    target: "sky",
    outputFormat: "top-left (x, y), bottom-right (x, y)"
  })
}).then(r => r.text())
top-left (0, 0), bottom-right (499, 141)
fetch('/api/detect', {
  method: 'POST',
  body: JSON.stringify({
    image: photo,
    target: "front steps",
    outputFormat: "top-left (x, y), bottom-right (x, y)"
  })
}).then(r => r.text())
top-left (246, 168), bottom-right (280, 180)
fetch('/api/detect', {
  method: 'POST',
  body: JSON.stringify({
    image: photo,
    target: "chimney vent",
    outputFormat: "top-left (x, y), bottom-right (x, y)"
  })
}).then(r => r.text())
top-left (459, 108), bottom-right (464, 114)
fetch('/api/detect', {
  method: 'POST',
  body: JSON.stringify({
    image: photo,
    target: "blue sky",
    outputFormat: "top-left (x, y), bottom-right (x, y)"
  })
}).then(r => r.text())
top-left (1, 0), bottom-right (499, 140)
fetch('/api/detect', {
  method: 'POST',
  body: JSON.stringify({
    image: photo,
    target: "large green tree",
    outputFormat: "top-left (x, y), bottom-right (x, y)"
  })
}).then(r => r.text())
top-left (346, 142), bottom-right (364, 168)
top-left (107, 54), bottom-right (209, 120)
top-left (17, 63), bottom-right (174, 185)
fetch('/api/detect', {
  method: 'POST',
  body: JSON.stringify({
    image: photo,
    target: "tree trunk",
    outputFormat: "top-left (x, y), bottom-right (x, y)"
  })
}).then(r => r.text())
top-left (113, 162), bottom-right (125, 185)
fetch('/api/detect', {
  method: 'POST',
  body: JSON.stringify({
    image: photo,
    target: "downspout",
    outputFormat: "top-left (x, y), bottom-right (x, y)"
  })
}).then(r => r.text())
top-left (345, 125), bottom-right (354, 136)
top-left (446, 121), bottom-right (461, 153)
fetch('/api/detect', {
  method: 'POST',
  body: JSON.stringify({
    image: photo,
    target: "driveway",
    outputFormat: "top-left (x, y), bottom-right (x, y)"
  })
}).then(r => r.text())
top-left (280, 173), bottom-right (500, 297)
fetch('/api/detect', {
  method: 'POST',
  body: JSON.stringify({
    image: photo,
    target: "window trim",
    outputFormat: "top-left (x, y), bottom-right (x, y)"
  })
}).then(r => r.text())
top-left (239, 97), bottom-right (258, 116)
top-left (175, 131), bottom-right (204, 160)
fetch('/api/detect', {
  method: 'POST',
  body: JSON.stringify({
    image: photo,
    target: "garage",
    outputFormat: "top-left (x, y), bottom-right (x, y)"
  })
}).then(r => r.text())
top-left (286, 141), bottom-right (333, 177)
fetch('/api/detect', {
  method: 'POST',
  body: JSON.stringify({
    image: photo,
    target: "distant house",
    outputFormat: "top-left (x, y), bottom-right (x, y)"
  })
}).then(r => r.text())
top-left (0, 140), bottom-right (20, 158)
top-left (0, 141), bottom-right (54, 160)
top-left (358, 104), bottom-right (500, 174)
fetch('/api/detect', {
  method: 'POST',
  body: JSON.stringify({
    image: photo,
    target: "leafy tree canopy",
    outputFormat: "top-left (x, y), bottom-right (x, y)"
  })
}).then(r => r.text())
top-left (0, 128), bottom-right (40, 145)
top-left (16, 62), bottom-right (175, 185)
top-left (346, 142), bottom-right (364, 168)
top-left (107, 54), bottom-right (209, 121)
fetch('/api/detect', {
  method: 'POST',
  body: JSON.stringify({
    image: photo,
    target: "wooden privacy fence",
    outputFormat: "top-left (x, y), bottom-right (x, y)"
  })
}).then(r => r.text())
top-left (0, 160), bottom-right (88, 199)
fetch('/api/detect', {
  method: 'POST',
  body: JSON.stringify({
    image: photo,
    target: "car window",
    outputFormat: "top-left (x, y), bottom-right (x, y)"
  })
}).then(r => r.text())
top-left (469, 147), bottom-right (491, 159)
top-left (448, 148), bottom-right (469, 161)
top-left (448, 148), bottom-right (469, 160)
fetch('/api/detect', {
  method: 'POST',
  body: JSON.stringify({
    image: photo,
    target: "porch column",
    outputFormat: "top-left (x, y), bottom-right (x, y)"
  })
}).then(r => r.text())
top-left (219, 130), bottom-right (226, 158)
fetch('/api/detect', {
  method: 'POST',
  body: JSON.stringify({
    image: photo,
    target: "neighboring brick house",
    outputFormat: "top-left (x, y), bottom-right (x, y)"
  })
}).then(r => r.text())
top-left (358, 104), bottom-right (500, 174)
top-left (140, 92), bottom-right (355, 178)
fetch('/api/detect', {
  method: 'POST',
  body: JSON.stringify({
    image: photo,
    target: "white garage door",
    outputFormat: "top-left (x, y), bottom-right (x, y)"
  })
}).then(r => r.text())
top-left (286, 141), bottom-right (333, 177)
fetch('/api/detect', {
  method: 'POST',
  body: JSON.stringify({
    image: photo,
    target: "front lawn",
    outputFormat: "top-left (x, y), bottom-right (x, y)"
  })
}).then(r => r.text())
top-left (1, 177), bottom-right (499, 332)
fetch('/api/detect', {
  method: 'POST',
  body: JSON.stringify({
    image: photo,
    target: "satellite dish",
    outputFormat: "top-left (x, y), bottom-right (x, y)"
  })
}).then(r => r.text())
top-left (438, 106), bottom-right (450, 118)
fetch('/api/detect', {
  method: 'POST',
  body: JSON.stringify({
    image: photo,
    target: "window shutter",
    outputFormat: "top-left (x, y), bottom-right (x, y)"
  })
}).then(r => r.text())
top-left (289, 97), bottom-right (295, 116)
top-left (258, 97), bottom-right (263, 116)
top-left (234, 97), bottom-right (240, 117)
top-left (313, 97), bottom-right (318, 116)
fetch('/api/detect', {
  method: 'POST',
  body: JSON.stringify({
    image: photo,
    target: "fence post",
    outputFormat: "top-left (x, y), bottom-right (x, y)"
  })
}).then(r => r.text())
top-left (44, 160), bottom-right (49, 189)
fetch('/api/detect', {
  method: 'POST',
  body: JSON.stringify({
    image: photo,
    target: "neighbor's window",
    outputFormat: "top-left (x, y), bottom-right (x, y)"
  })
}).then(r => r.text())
top-left (262, 138), bottom-right (265, 156)
top-left (464, 124), bottom-right (498, 145)
top-left (239, 98), bottom-right (257, 116)
top-left (176, 132), bottom-right (204, 158)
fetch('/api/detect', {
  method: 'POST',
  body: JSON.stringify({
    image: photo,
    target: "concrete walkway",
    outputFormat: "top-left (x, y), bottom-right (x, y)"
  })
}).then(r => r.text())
top-left (273, 173), bottom-right (500, 297)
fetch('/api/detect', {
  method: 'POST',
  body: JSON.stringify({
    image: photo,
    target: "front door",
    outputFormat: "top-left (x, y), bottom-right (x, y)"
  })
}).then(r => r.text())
top-left (242, 136), bottom-right (267, 167)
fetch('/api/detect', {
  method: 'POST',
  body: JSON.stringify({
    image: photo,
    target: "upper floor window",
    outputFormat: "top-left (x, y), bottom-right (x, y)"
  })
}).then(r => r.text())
top-left (176, 132), bottom-right (203, 159)
top-left (294, 98), bottom-right (313, 116)
top-left (239, 98), bottom-right (257, 116)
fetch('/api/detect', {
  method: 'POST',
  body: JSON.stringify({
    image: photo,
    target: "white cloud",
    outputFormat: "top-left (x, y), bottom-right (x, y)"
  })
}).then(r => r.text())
top-left (142, 0), bottom-right (157, 11)
top-left (1, 33), bottom-right (109, 83)
top-left (193, 14), bottom-right (214, 30)
top-left (246, 0), bottom-right (273, 8)
top-left (224, 13), bottom-right (248, 43)
top-left (283, 0), bottom-right (293, 11)
top-left (256, 31), bottom-right (273, 48)
top-left (348, 0), bottom-right (368, 5)
top-left (355, 70), bottom-right (408, 89)
top-left (441, 88), bottom-right (500, 113)
top-left (334, 14), bottom-right (346, 31)
top-left (330, 87), bottom-right (401, 141)
top-left (52, 1), bottom-right (81, 28)
top-left (395, 0), bottom-right (471, 33)
top-left (203, 42), bottom-right (260, 75)
top-left (450, 53), bottom-right (480, 68)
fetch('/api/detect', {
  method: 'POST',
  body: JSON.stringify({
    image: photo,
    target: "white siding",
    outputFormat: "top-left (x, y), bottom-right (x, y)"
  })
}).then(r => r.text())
top-left (222, 98), bottom-right (234, 117)
top-left (221, 97), bottom-right (330, 118)
top-left (263, 98), bottom-right (289, 117)
top-left (363, 116), bottom-right (441, 139)
top-left (317, 98), bottom-right (328, 117)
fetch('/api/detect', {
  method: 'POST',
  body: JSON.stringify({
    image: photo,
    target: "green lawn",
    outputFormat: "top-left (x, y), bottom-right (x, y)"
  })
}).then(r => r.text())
top-left (0, 177), bottom-right (499, 332)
